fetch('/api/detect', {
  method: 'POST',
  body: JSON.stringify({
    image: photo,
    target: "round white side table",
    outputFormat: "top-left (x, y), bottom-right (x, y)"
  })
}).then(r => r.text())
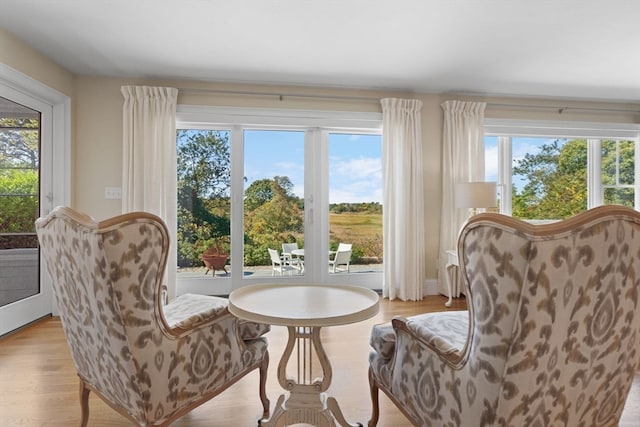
top-left (229, 283), bottom-right (380, 427)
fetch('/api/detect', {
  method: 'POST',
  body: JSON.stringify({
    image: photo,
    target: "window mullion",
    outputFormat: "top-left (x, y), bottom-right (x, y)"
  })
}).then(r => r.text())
top-left (230, 126), bottom-right (244, 284)
top-left (616, 141), bottom-right (621, 185)
top-left (304, 128), bottom-right (326, 282)
top-left (498, 136), bottom-right (512, 214)
top-left (587, 138), bottom-right (601, 209)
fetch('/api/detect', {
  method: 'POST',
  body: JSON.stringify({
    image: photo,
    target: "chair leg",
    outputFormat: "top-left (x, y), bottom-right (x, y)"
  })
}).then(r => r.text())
top-left (79, 378), bottom-right (90, 427)
top-left (367, 368), bottom-right (380, 427)
top-left (258, 351), bottom-right (270, 420)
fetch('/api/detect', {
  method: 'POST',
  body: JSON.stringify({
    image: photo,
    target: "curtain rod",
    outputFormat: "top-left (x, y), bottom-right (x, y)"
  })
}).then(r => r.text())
top-left (177, 88), bottom-right (640, 114)
top-left (487, 102), bottom-right (640, 115)
top-left (177, 87), bottom-right (382, 103)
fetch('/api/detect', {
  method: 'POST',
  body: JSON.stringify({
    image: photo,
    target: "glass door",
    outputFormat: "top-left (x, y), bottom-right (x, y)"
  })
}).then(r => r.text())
top-left (0, 97), bottom-right (40, 306)
top-left (0, 88), bottom-right (54, 336)
top-left (243, 129), bottom-right (306, 278)
top-left (174, 110), bottom-right (383, 294)
top-left (325, 132), bottom-right (383, 286)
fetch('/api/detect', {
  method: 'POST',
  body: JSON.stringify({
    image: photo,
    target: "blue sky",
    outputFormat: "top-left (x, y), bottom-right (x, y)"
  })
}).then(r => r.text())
top-left (244, 130), bottom-right (382, 204)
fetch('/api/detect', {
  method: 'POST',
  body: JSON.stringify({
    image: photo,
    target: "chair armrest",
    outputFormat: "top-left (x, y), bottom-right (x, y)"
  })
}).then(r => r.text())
top-left (162, 293), bottom-right (229, 333)
top-left (161, 293), bottom-right (271, 339)
top-left (392, 311), bottom-right (469, 367)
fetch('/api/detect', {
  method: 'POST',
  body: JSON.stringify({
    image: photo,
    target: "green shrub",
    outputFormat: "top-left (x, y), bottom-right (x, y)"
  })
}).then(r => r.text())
top-left (0, 169), bottom-right (38, 233)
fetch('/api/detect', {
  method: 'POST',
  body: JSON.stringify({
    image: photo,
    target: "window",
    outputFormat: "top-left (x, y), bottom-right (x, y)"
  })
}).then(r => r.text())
top-left (485, 119), bottom-right (640, 220)
top-left (176, 129), bottom-right (231, 273)
top-left (601, 139), bottom-right (636, 206)
top-left (243, 130), bottom-right (305, 273)
top-left (176, 107), bottom-right (383, 294)
top-left (328, 133), bottom-right (382, 271)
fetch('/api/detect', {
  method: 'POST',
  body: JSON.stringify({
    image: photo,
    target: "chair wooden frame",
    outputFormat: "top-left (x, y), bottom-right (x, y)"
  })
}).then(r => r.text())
top-left (368, 206), bottom-right (640, 426)
top-left (36, 207), bottom-right (271, 426)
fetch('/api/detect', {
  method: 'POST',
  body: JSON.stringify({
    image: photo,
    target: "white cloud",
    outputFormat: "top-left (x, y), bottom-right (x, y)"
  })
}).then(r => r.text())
top-left (331, 156), bottom-right (381, 180)
top-left (329, 156), bottom-right (382, 203)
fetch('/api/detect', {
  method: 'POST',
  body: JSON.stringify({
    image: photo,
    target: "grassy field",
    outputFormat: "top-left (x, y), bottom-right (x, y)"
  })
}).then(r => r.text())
top-left (329, 212), bottom-right (382, 261)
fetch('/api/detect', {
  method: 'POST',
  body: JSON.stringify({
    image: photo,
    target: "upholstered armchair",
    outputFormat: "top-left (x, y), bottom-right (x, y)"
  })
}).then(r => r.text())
top-left (35, 207), bottom-right (271, 426)
top-left (369, 205), bottom-right (640, 426)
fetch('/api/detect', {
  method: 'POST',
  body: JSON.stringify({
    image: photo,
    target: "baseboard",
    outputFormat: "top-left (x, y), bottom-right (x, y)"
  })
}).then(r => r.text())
top-left (423, 278), bottom-right (440, 296)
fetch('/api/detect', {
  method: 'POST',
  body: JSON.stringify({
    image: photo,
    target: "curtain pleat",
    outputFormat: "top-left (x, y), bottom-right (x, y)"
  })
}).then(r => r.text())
top-left (121, 85), bottom-right (178, 301)
top-left (438, 100), bottom-right (486, 298)
top-left (381, 98), bottom-right (425, 301)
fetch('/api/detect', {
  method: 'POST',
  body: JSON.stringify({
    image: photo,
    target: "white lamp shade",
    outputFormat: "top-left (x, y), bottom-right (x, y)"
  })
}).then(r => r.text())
top-left (455, 182), bottom-right (497, 209)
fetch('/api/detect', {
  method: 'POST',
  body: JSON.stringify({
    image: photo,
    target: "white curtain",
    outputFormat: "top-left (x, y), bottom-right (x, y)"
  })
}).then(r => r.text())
top-left (381, 98), bottom-right (425, 301)
top-left (121, 86), bottom-right (178, 301)
top-left (438, 100), bottom-right (486, 297)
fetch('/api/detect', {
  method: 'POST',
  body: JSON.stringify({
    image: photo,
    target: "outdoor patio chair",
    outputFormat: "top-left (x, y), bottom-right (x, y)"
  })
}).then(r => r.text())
top-left (268, 248), bottom-right (298, 276)
top-left (329, 244), bottom-right (352, 273)
top-left (281, 242), bottom-right (302, 272)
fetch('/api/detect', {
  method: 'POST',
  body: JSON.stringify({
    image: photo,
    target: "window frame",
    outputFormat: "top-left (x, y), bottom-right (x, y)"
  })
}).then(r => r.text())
top-left (176, 105), bottom-right (383, 294)
top-left (485, 118), bottom-right (640, 217)
top-left (0, 64), bottom-right (71, 334)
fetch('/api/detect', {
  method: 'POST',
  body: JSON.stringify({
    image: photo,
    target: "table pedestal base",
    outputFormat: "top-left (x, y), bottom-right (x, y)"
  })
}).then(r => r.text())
top-left (228, 285), bottom-right (379, 427)
top-left (258, 325), bottom-right (362, 427)
top-left (260, 392), bottom-right (361, 427)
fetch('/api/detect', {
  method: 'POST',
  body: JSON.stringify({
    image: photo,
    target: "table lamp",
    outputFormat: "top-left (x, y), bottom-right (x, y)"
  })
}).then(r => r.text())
top-left (455, 181), bottom-right (497, 216)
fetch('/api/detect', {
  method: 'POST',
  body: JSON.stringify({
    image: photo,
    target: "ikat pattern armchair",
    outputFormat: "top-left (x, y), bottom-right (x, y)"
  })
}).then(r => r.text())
top-left (36, 207), bottom-right (271, 426)
top-left (368, 205), bottom-right (640, 427)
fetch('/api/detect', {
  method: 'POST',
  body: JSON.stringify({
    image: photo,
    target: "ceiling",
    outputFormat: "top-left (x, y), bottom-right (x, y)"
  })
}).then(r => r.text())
top-left (2, 0), bottom-right (640, 102)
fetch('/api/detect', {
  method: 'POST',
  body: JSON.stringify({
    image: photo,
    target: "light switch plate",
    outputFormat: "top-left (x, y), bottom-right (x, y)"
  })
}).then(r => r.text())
top-left (104, 187), bottom-right (122, 199)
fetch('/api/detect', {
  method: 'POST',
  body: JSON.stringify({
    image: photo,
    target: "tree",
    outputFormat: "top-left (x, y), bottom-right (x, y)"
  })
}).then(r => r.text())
top-left (601, 140), bottom-right (635, 207)
top-left (243, 177), bottom-right (303, 265)
top-left (176, 130), bottom-right (231, 266)
top-left (244, 176), bottom-right (296, 211)
top-left (177, 130), bottom-right (230, 198)
top-left (0, 119), bottom-right (39, 234)
top-left (244, 178), bottom-right (276, 211)
top-left (0, 118), bottom-right (39, 168)
top-left (511, 138), bottom-right (637, 220)
top-left (512, 139), bottom-right (587, 219)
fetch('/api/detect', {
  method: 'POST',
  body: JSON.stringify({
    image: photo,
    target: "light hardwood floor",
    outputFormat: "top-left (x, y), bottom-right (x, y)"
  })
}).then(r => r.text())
top-left (0, 295), bottom-right (638, 426)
